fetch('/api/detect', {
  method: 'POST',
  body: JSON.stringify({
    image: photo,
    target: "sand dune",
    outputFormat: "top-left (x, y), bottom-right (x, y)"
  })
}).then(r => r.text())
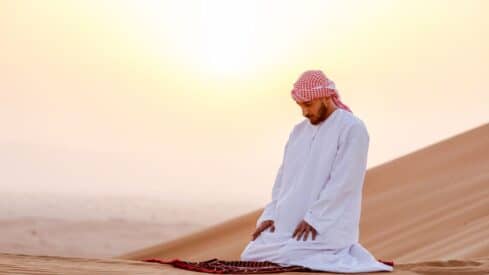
top-left (0, 217), bottom-right (203, 258)
top-left (116, 123), bottom-right (489, 273)
top-left (0, 193), bottom-right (250, 258)
top-left (0, 123), bottom-right (486, 274)
top-left (3, 252), bottom-right (489, 275)
top-left (1, 253), bottom-right (488, 274)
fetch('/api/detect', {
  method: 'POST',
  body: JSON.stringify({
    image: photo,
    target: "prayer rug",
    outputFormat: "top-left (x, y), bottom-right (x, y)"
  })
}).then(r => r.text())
top-left (142, 257), bottom-right (395, 274)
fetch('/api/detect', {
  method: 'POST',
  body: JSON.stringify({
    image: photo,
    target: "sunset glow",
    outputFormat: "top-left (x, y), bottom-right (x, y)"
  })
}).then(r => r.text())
top-left (1, 0), bottom-right (488, 204)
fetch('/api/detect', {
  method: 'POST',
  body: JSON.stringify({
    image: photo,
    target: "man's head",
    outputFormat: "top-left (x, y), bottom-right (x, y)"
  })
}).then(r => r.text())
top-left (296, 96), bottom-right (337, 125)
top-left (290, 70), bottom-right (352, 116)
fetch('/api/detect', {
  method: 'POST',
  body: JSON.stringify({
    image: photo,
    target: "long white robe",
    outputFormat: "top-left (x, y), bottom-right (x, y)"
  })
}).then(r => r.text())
top-left (240, 108), bottom-right (394, 273)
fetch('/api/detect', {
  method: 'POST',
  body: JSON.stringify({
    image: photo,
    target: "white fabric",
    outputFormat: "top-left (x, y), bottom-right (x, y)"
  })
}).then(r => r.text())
top-left (240, 108), bottom-right (393, 273)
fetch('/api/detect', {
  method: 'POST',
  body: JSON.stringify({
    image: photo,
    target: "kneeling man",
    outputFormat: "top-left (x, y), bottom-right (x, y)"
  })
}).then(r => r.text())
top-left (240, 70), bottom-right (393, 273)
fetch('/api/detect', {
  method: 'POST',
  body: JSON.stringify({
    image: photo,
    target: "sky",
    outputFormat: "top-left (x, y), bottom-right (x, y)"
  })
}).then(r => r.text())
top-left (1, 0), bottom-right (488, 206)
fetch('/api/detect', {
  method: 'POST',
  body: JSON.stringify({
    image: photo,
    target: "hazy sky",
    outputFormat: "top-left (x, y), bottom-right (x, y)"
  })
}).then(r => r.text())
top-left (1, 1), bottom-right (488, 204)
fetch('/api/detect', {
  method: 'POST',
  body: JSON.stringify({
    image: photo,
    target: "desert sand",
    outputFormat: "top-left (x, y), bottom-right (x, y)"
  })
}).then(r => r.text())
top-left (1, 122), bottom-right (487, 274)
top-left (1, 253), bottom-right (488, 274)
top-left (0, 194), bottom-right (253, 258)
top-left (117, 123), bottom-right (489, 273)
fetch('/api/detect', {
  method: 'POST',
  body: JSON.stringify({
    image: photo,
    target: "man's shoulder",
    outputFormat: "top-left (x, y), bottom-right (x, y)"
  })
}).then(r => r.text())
top-left (340, 110), bottom-right (369, 140)
top-left (289, 118), bottom-right (309, 135)
top-left (289, 109), bottom-right (369, 137)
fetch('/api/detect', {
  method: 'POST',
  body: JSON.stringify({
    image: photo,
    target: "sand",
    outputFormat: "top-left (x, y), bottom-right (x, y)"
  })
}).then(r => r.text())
top-left (0, 194), bottom-right (253, 258)
top-left (117, 123), bottom-right (489, 273)
top-left (0, 217), bottom-right (201, 258)
top-left (1, 253), bottom-right (488, 274)
top-left (0, 122), bottom-right (487, 274)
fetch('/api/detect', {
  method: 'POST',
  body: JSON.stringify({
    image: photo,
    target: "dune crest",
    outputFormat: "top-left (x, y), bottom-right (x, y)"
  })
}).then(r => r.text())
top-left (117, 123), bottom-right (489, 274)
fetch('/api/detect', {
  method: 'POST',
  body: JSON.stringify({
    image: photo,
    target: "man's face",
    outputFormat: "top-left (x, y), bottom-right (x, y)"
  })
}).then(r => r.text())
top-left (296, 98), bottom-right (328, 125)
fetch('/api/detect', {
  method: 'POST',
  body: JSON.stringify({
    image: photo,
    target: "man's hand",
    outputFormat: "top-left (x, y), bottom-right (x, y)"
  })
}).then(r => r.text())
top-left (251, 220), bottom-right (275, 241)
top-left (292, 220), bottom-right (317, 241)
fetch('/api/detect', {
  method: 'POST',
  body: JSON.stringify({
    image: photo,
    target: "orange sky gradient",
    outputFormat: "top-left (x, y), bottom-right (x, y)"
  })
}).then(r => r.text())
top-left (1, 1), bottom-right (488, 205)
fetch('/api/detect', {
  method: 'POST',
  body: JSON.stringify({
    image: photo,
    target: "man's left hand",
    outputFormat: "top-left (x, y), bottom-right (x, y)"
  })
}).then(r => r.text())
top-left (292, 220), bottom-right (317, 241)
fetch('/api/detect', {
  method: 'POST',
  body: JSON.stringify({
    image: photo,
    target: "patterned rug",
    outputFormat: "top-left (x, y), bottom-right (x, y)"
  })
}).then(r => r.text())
top-left (143, 258), bottom-right (395, 274)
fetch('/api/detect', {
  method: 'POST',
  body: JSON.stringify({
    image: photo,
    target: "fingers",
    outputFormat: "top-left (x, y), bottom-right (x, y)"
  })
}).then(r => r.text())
top-left (292, 224), bottom-right (300, 238)
top-left (294, 223), bottom-right (306, 240)
top-left (251, 227), bottom-right (263, 241)
top-left (292, 222), bottom-right (316, 241)
top-left (296, 227), bottom-right (306, 241)
top-left (251, 229), bottom-right (258, 241)
top-left (292, 221), bottom-right (305, 238)
top-left (251, 222), bottom-right (273, 241)
top-left (254, 220), bottom-right (317, 242)
top-left (262, 222), bottom-right (273, 233)
top-left (252, 228), bottom-right (262, 241)
top-left (302, 229), bottom-right (309, 241)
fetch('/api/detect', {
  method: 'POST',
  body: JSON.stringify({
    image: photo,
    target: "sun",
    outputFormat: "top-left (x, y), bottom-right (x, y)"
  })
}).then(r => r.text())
top-left (196, 1), bottom-right (261, 75)
top-left (98, 0), bottom-right (264, 76)
top-left (93, 0), bottom-right (384, 77)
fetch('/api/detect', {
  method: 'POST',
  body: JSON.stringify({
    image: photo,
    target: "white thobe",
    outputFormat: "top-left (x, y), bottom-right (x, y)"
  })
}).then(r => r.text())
top-left (240, 108), bottom-right (393, 273)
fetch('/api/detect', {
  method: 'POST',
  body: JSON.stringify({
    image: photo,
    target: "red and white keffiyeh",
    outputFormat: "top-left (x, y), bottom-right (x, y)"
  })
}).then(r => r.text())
top-left (291, 70), bottom-right (352, 113)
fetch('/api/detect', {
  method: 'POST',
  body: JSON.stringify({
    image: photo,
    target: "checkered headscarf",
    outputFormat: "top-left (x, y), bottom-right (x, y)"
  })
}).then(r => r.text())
top-left (291, 70), bottom-right (352, 113)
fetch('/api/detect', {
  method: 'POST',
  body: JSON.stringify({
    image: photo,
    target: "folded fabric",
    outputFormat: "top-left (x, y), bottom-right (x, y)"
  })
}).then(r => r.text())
top-left (142, 258), bottom-right (394, 274)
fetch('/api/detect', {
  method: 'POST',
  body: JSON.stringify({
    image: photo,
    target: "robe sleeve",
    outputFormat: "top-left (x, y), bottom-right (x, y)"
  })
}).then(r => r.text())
top-left (303, 122), bottom-right (370, 235)
top-left (255, 127), bottom-right (295, 228)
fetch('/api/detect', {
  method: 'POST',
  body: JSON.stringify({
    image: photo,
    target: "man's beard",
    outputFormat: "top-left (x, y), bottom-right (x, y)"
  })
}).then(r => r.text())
top-left (310, 103), bottom-right (328, 124)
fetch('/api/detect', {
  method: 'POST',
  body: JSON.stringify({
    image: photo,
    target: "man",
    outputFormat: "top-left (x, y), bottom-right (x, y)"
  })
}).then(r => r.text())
top-left (240, 70), bottom-right (394, 273)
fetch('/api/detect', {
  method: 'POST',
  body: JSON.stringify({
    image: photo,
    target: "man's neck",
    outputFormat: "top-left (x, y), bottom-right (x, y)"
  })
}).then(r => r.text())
top-left (326, 104), bottom-right (338, 118)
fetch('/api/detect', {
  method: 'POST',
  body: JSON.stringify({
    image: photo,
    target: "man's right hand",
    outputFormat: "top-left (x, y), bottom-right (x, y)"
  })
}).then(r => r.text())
top-left (251, 220), bottom-right (275, 241)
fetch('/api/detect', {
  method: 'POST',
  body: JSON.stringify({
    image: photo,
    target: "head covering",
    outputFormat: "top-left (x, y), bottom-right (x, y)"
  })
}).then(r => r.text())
top-left (291, 70), bottom-right (352, 113)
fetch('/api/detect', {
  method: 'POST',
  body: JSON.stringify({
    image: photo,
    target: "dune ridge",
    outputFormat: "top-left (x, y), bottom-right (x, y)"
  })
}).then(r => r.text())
top-left (0, 123), bottom-right (486, 274)
top-left (116, 123), bottom-right (489, 274)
